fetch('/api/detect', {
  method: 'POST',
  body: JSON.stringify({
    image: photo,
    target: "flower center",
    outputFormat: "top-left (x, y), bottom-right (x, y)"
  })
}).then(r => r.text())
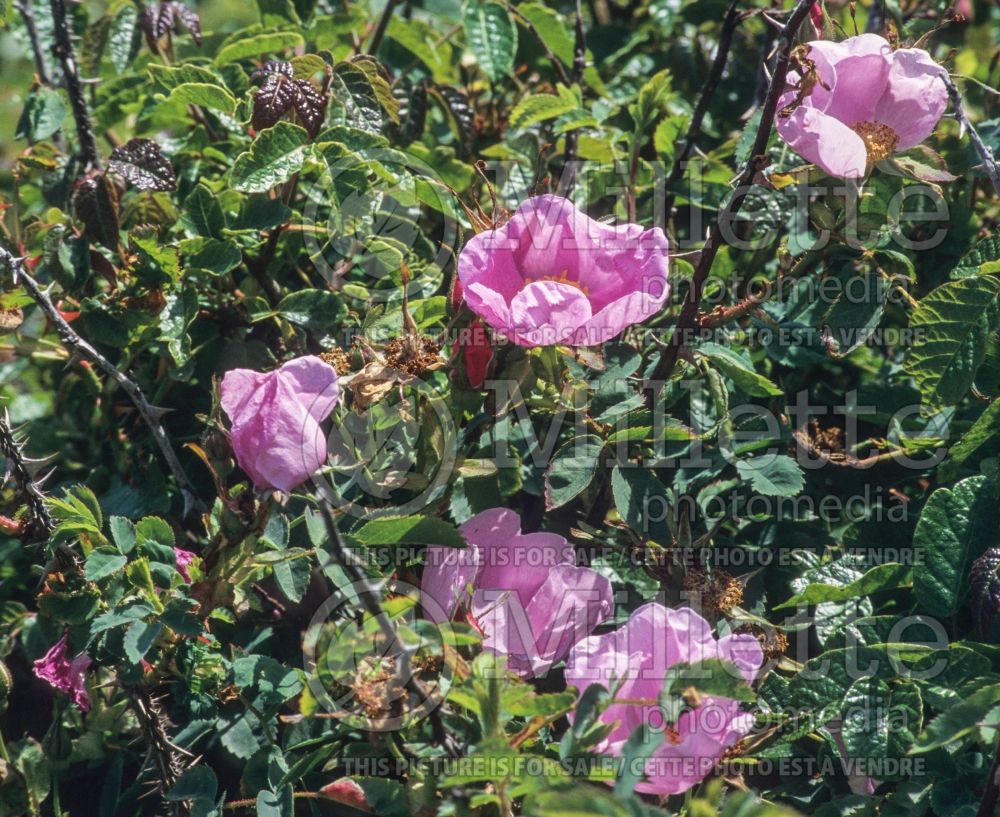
top-left (850, 121), bottom-right (900, 164)
top-left (523, 269), bottom-right (590, 296)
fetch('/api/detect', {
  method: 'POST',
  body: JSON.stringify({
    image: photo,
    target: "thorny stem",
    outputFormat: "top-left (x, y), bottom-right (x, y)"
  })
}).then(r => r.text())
top-left (316, 501), bottom-right (461, 757)
top-left (128, 687), bottom-right (192, 817)
top-left (15, 0), bottom-right (51, 85)
top-left (49, 0), bottom-right (101, 170)
top-left (942, 73), bottom-right (1000, 197)
top-left (560, 0), bottom-right (587, 196)
top-left (645, 0), bottom-right (815, 407)
top-left (0, 249), bottom-right (204, 517)
top-left (663, 0), bottom-right (744, 220)
top-left (0, 409), bottom-right (54, 537)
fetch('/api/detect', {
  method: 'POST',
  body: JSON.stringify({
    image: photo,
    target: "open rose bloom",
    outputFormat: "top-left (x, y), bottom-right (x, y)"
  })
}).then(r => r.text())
top-left (565, 604), bottom-right (763, 796)
top-left (422, 508), bottom-right (613, 677)
top-left (776, 34), bottom-right (948, 178)
top-left (457, 195), bottom-right (670, 347)
top-left (220, 356), bottom-right (341, 492)
top-left (33, 635), bottom-right (92, 712)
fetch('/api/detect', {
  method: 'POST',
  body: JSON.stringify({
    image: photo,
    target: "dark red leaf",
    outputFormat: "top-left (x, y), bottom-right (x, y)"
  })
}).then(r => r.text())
top-left (251, 60), bottom-right (294, 82)
top-left (73, 173), bottom-right (121, 251)
top-left (251, 73), bottom-right (299, 133)
top-left (434, 84), bottom-right (475, 157)
top-left (155, 2), bottom-right (174, 37)
top-left (171, 2), bottom-right (201, 45)
top-left (972, 547), bottom-right (1000, 638)
top-left (108, 138), bottom-right (177, 192)
top-left (293, 79), bottom-right (328, 138)
top-left (140, 5), bottom-right (160, 50)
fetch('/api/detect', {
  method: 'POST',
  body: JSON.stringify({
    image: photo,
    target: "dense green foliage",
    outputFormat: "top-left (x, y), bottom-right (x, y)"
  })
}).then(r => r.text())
top-left (0, 0), bottom-right (999, 815)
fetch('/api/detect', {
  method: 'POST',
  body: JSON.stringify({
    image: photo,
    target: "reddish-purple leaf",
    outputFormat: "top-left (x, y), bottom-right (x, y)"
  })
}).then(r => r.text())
top-left (293, 79), bottom-right (328, 139)
top-left (252, 60), bottom-right (294, 81)
top-left (172, 2), bottom-right (201, 45)
top-left (972, 547), bottom-right (1000, 638)
top-left (252, 73), bottom-right (298, 133)
top-left (108, 138), bottom-right (177, 192)
top-left (251, 61), bottom-right (328, 138)
top-left (73, 173), bottom-right (121, 251)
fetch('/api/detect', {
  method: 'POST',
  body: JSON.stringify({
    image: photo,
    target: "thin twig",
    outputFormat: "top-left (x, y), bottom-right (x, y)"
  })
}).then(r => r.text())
top-left (663, 0), bottom-right (744, 219)
top-left (49, 0), bottom-right (101, 170)
top-left (316, 501), bottom-right (460, 757)
top-left (0, 409), bottom-right (54, 537)
top-left (645, 0), bottom-right (814, 405)
top-left (942, 73), bottom-right (1000, 196)
top-left (367, 0), bottom-right (399, 55)
top-left (0, 249), bottom-right (203, 517)
top-left (15, 0), bottom-right (51, 86)
top-left (560, 0), bottom-right (587, 196)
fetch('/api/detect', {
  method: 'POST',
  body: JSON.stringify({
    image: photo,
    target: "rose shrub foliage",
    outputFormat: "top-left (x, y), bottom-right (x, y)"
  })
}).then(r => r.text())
top-left (0, 0), bottom-right (999, 815)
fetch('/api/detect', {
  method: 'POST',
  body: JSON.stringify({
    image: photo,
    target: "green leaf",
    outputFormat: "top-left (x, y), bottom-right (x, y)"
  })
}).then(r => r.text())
top-left (90, 602), bottom-right (154, 635)
top-left (661, 659), bottom-right (756, 706)
top-left (463, 1), bottom-right (517, 83)
top-left (108, 516), bottom-right (136, 554)
top-left (386, 17), bottom-right (454, 83)
top-left (15, 87), bottom-right (66, 142)
top-left (821, 269), bottom-right (891, 356)
top-left (231, 122), bottom-right (310, 193)
top-left (85, 548), bottom-right (128, 581)
top-left (185, 238), bottom-right (242, 276)
top-left (614, 725), bottom-right (657, 797)
top-left (941, 398), bottom-right (1000, 481)
top-left (107, 5), bottom-right (139, 73)
top-left (912, 683), bottom-right (1000, 753)
top-left (124, 620), bottom-right (163, 663)
top-left (273, 549), bottom-right (311, 603)
top-left (735, 454), bottom-right (805, 497)
top-left (840, 678), bottom-right (921, 760)
top-left (164, 82), bottom-right (237, 115)
top-left (136, 516), bottom-right (175, 549)
top-left (544, 435), bottom-right (605, 509)
top-left (257, 787), bottom-right (293, 817)
top-left (276, 289), bottom-right (346, 341)
top-left (148, 62), bottom-right (223, 91)
top-left (181, 184), bottom-right (226, 238)
top-left (351, 516), bottom-right (466, 548)
top-left (509, 86), bottom-right (578, 129)
top-left (256, 0), bottom-right (300, 26)
top-left (517, 3), bottom-right (574, 65)
top-left (610, 466), bottom-right (670, 543)
top-left (696, 342), bottom-right (782, 397)
top-left (215, 31), bottom-right (306, 65)
top-left (629, 69), bottom-right (672, 132)
top-left (904, 276), bottom-right (1000, 411)
top-left (331, 62), bottom-right (383, 133)
top-left (913, 475), bottom-right (1000, 618)
top-left (776, 563), bottom-right (913, 609)
top-left (166, 766), bottom-right (218, 802)
top-left (952, 232), bottom-right (1000, 279)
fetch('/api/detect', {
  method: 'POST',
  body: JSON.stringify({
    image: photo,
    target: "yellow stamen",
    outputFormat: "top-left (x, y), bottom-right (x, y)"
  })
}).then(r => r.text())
top-left (523, 269), bottom-right (590, 296)
top-left (851, 121), bottom-right (900, 165)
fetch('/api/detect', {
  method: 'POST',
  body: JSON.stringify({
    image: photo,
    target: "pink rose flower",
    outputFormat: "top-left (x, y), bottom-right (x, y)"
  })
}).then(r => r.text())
top-left (33, 634), bottom-right (92, 712)
top-left (564, 604), bottom-right (763, 796)
top-left (220, 356), bottom-right (341, 492)
top-left (456, 195), bottom-right (669, 347)
top-left (776, 34), bottom-right (948, 178)
top-left (422, 508), bottom-right (614, 678)
top-left (174, 547), bottom-right (196, 582)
